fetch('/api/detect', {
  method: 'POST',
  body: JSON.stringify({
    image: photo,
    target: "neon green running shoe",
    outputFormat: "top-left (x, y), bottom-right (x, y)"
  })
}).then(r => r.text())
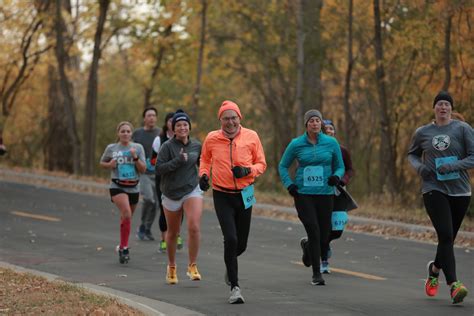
top-left (177, 236), bottom-right (184, 250)
top-left (450, 281), bottom-right (468, 304)
top-left (158, 240), bottom-right (167, 253)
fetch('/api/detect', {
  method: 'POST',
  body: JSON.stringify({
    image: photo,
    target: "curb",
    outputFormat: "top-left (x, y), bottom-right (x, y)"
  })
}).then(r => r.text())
top-left (0, 261), bottom-right (203, 316)
top-left (1, 168), bottom-right (472, 239)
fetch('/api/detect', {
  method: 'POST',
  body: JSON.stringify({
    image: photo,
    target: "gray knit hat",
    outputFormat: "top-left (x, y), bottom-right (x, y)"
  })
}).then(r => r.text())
top-left (304, 110), bottom-right (323, 126)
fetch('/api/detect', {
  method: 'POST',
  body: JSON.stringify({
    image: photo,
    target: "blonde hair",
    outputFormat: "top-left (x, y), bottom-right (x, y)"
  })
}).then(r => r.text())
top-left (116, 121), bottom-right (134, 132)
top-left (116, 121), bottom-right (134, 142)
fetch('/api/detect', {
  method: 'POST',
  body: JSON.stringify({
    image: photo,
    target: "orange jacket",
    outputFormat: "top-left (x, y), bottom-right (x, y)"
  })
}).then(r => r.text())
top-left (200, 127), bottom-right (267, 192)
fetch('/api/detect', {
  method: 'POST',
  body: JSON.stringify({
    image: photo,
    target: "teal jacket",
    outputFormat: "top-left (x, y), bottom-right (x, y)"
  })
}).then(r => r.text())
top-left (279, 132), bottom-right (345, 195)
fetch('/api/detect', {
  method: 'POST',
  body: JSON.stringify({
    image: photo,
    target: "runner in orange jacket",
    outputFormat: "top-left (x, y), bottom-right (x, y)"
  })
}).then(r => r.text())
top-left (199, 100), bottom-right (266, 304)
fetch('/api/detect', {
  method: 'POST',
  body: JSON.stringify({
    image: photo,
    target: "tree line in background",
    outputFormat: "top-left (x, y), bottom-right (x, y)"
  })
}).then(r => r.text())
top-left (0, 0), bottom-right (472, 207)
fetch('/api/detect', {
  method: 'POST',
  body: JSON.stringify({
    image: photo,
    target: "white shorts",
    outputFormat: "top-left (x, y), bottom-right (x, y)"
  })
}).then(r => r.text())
top-left (162, 185), bottom-right (203, 212)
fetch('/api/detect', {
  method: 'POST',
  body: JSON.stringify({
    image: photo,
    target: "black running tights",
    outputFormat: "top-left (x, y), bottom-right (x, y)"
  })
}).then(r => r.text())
top-left (295, 194), bottom-right (333, 276)
top-left (423, 190), bottom-right (470, 284)
top-left (213, 190), bottom-right (252, 289)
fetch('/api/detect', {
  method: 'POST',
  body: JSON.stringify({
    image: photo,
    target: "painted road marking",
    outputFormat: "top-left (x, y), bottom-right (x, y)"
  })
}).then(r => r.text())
top-left (291, 261), bottom-right (386, 281)
top-left (11, 211), bottom-right (61, 222)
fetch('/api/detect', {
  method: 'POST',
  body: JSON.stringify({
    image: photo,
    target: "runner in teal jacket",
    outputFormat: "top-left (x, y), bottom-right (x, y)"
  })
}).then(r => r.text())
top-left (279, 130), bottom-right (345, 195)
top-left (279, 109), bottom-right (344, 286)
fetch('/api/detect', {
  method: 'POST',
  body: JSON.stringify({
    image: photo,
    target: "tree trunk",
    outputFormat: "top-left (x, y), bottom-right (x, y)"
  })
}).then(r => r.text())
top-left (83, 0), bottom-right (110, 176)
top-left (54, 0), bottom-right (81, 174)
top-left (143, 25), bottom-right (172, 110)
top-left (442, 12), bottom-right (452, 91)
top-left (295, 0), bottom-right (305, 136)
top-left (302, 0), bottom-right (324, 113)
top-left (343, 0), bottom-right (354, 150)
top-left (373, 0), bottom-right (396, 193)
top-left (191, 0), bottom-right (207, 120)
top-left (44, 64), bottom-right (74, 172)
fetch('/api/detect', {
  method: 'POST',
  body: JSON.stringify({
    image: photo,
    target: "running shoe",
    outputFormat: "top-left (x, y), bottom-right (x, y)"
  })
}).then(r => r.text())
top-left (118, 248), bottom-right (130, 264)
top-left (144, 230), bottom-right (155, 241)
top-left (311, 273), bottom-right (325, 286)
top-left (229, 286), bottom-right (245, 304)
top-left (450, 281), bottom-right (468, 304)
top-left (166, 265), bottom-right (178, 285)
top-left (136, 225), bottom-right (146, 240)
top-left (424, 261), bottom-right (439, 297)
top-left (186, 263), bottom-right (201, 281)
top-left (300, 237), bottom-right (311, 267)
top-left (320, 260), bottom-right (330, 274)
top-left (158, 240), bottom-right (167, 253)
top-left (177, 235), bottom-right (184, 250)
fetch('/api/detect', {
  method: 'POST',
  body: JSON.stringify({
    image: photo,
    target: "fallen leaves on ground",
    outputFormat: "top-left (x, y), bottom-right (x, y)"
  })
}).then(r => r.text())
top-left (0, 268), bottom-right (144, 315)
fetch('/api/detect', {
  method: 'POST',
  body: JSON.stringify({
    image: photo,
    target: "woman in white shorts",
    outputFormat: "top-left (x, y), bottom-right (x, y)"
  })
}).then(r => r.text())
top-left (156, 110), bottom-right (203, 284)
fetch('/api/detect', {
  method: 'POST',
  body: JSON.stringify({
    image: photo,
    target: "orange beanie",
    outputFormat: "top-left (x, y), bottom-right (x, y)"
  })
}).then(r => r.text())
top-left (218, 100), bottom-right (242, 119)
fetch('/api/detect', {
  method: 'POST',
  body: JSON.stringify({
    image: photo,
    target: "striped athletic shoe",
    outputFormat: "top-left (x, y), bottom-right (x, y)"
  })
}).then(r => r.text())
top-left (450, 281), bottom-right (468, 304)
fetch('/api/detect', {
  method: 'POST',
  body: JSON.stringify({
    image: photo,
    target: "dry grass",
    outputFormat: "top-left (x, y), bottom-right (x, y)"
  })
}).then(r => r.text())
top-left (0, 268), bottom-right (144, 315)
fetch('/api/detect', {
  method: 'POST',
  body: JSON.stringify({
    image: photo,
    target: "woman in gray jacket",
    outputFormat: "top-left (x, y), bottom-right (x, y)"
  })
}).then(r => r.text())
top-left (156, 110), bottom-right (203, 285)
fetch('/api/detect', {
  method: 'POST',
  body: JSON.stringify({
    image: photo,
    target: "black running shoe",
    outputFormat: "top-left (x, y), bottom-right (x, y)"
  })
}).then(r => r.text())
top-left (311, 273), bottom-right (325, 286)
top-left (144, 230), bottom-right (155, 241)
top-left (119, 248), bottom-right (130, 264)
top-left (300, 237), bottom-right (311, 267)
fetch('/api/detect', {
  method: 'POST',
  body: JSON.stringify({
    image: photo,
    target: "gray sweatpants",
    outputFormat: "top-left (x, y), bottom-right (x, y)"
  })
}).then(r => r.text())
top-left (139, 173), bottom-right (158, 231)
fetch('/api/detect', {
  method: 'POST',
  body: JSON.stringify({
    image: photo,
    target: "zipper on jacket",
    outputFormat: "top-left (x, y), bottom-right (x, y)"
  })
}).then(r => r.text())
top-left (229, 139), bottom-right (238, 190)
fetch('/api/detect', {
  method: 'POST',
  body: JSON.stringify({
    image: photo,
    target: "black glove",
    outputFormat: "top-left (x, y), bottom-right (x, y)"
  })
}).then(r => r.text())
top-left (232, 166), bottom-right (251, 178)
top-left (327, 175), bottom-right (340, 186)
top-left (287, 184), bottom-right (298, 198)
top-left (199, 174), bottom-right (210, 191)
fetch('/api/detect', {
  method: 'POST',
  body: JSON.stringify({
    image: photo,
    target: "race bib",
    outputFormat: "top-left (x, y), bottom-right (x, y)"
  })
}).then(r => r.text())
top-left (303, 166), bottom-right (324, 187)
top-left (332, 211), bottom-right (348, 231)
top-left (118, 163), bottom-right (136, 180)
top-left (241, 185), bottom-right (256, 209)
top-left (435, 156), bottom-right (459, 181)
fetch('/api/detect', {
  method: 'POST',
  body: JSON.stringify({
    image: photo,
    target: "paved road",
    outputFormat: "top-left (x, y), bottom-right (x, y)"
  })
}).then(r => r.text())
top-left (0, 181), bottom-right (472, 315)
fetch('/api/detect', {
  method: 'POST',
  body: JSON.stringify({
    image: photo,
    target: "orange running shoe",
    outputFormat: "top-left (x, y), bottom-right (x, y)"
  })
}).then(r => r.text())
top-left (166, 265), bottom-right (178, 285)
top-left (186, 263), bottom-right (201, 281)
top-left (424, 261), bottom-right (439, 297)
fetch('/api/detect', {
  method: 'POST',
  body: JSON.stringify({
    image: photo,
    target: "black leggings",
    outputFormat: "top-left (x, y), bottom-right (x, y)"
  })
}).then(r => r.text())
top-left (213, 189), bottom-right (252, 289)
top-left (423, 190), bottom-right (470, 284)
top-left (322, 194), bottom-right (349, 259)
top-left (155, 175), bottom-right (168, 233)
top-left (295, 194), bottom-right (333, 276)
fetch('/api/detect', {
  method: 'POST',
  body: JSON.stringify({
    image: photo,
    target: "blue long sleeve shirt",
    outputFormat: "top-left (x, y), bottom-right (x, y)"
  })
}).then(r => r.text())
top-left (279, 132), bottom-right (345, 195)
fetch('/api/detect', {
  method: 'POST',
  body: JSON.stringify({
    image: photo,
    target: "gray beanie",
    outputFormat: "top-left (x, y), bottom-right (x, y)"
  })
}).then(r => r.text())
top-left (304, 110), bottom-right (323, 126)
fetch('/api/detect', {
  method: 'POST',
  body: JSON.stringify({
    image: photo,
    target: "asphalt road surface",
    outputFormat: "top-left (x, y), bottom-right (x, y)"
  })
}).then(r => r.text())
top-left (0, 181), bottom-right (472, 315)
